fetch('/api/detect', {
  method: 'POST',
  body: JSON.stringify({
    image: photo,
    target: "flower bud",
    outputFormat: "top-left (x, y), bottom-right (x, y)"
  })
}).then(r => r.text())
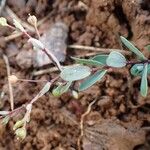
top-left (13, 19), bottom-right (25, 32)
top-left (27, 15), bottom-right (37, 27)
top-left (13, 120), bottom-right (24, 130)
top-left (72, 90), bottom-right (79, 99)
top-left (15, 127), bottom-right (26, 140)
top-left (28, 38), bottom-right (44, 50)
top-left (0, 17), bottom-right (8, 26)
top-left (52, 88), bottom-right (61, 97)
top-left (8, 75), bottom-right (18, 84)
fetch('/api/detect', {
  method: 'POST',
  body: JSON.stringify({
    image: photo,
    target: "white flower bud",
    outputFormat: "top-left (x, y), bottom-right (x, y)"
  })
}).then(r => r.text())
top-left (0, 17), bottom-right (8, 26)
top-left (27, 15), bottom-right (37, 27)
top-left (13, 19), bottom-right (25, 32)
top-left (72, 90), bottom-right (79, 99)
top-left (28, 38), bottom-right (44, 50)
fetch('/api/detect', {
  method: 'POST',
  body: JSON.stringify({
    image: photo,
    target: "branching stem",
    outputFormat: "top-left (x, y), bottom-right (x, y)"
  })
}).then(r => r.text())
top-left (126, 59), bottom-right (150, 65)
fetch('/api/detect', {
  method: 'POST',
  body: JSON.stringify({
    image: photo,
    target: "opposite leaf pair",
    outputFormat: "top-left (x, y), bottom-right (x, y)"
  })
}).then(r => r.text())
top-left (58, 36), bottom-right (149, 97)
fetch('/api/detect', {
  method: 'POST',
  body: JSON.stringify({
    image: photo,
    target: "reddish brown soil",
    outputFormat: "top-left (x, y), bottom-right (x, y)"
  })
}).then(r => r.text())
top-left (0, 0), bottom-right (150, 150)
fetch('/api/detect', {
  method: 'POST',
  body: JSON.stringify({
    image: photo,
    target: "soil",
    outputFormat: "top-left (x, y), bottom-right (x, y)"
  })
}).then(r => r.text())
top-left (0, 0), bottom-right (150, 150)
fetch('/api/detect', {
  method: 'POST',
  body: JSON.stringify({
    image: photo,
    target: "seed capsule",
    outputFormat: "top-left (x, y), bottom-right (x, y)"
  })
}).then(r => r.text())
top-left (15, 127), bottom-right (26, 140)
top-left (27, 15), bottom-right (37, 27)
top-left (8, 75), bottom-right (18, 84)
top-left (13, 120), bottom-right (24, 130)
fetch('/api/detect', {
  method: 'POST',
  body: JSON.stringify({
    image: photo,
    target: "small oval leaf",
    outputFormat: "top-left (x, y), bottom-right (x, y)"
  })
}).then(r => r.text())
top-left (71, 57), bottom-right (103, 66)
top-left (106, 51), bottom-right (127, 68)
top-left (140, 63), bottom-right (148, 97)
top-left (120, 36), bottom-right (146, 60)
top-left (38, 82), bottom-right (51, 98)
top-left (130, 64), bottom-right (144, 76)
top-left (130, 64), bottom-right (150, 76)
top-left (60, 65), bottom-right (91, 81)
top-left (79, 70), bottom-right (107, 91)
top-left (91, 54), bottom-right (108, 65)
top-left (146, 45), bottom-right (150, 51)
top-left (52, 82), bottom-right (72, 97)
top-left (1, 116), bottom-right (10, 125)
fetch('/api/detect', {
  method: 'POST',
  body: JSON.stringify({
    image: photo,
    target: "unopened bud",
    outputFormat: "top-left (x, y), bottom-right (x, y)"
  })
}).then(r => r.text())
top-left (8, 75), bottom-right (18, 84)
top-left (27, 15), bottom-right (37, 27)
top-left (13, 19), bottom-right (25, 32)
top-left (72, 90), bottom-right (79, 99)
top-left (13, 120), bottom-right (24, 130)
top-left (0, 17), bottom-right (8, 26)
top-left (15, 127), bottom-right (26, 140)
top-left (28, 38), bottom-right (44, 50)
top-left (52, 88), bottom-right (61, 97)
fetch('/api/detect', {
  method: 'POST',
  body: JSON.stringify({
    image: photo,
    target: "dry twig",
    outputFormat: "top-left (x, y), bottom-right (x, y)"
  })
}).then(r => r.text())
top-left (77, 100), bottom-right (96, 150)
top-left (68, 45), bottom-right (131, 55)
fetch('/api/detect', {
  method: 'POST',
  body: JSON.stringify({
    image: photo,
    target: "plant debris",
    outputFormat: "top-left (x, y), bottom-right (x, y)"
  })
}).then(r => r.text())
top-left (82, 119), bottom-right (146, 150)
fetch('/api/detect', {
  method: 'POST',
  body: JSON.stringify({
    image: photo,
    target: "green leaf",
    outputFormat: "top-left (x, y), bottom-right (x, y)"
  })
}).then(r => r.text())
top-left (13, 120), bottom-right (24, 131)
top-left (60, 65), bottom-right (91, 81)
top-left (130, 64), bottom-right (144, 76)
top-left (31, 82), bottom-right (51, 103)
top-left (79, 70), bottom-right (107, 91)
top-left (130, 64), bottom-right (150, 76)
top-left (38, 82), bottom-right (51, 98)
top-left (145, 45), bottom-right (150, 51)
top-left (140, 63), bottom-right (148, 97)
top-left (120, 36), bottom-right (146, 60)
top-left (106, 51), bottom-right (127, 68)
top-left (52, 82), bottom-right (72, 97)
top-left (71, 57), bottom-right (103, 66)
top-left (1, 116), bottom-right (10, 125)
top-left (91, 54), bottom-right (108, 65)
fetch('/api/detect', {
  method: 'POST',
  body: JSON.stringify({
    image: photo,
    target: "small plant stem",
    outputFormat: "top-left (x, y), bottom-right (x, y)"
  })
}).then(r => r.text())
top-left (20, 29), bottom-right (61, 71)
top-left (92, 66), bottom-right (111, 72)
top-left (6, 22), bottom-right (61, 71)
top-left (3, 54), bottom-right (14, 111)
top-left (23, 31), bottom-right (31, 39)
top-left (68, 45), bottom-right (131, 55)
top-left (0, 76), bottom-right (60, 119)
top-left (78, 100), bottom-right (96, 150)
top-left (7, 24), bottom-right (16, 30)
top-left (29, 75), bottom-right (59, 104)
top-left (18, 79), bottom-right (47, 83)
top-left (42, 48), bottom-right (62, 71)
top-left (34, 25), bottom-right (40, 39)
top-left (5, 6), bottom-right (35, 32)
top-left (0, 105), bottom-right (26, 119)
top-left (8, 105), bottom-right (26, 117)
top-left (126, 59), bottom-right (150, 65)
